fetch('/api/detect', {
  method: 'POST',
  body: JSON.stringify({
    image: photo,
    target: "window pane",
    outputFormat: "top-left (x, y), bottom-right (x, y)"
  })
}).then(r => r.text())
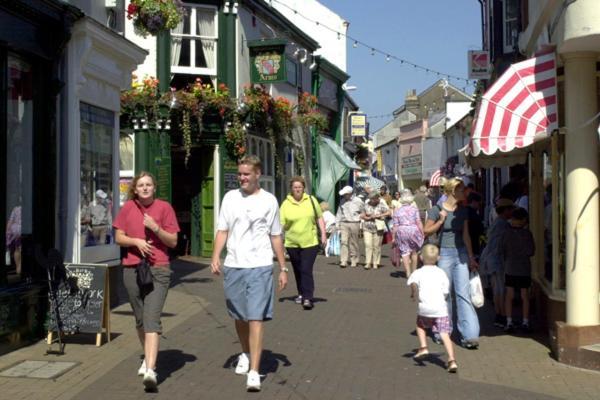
top-left (182, 11), bottom-right (191, 35)
top-left (119, 133), bottom-right (134, 171)
top-left (196, 8), bottom-right (216, 36)
top-left (80, 103), bottom-right (114, 247)
top-left (174, 38), bottom-right (191, 67)
top-left (506, 0), bottom-right (519, 19)
top-left (286, 58), bottom-right (297, 86)
top-left (5, 54), bottom-right (33, 282)
top-left (195, 40), bottom-right (208, 68)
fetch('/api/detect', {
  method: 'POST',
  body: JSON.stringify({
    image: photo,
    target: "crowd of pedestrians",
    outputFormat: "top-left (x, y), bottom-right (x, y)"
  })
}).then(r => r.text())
top-left (114, 155), bottom-right (535, 392)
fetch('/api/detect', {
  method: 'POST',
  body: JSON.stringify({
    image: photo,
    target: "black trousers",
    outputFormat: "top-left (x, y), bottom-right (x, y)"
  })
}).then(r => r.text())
top-left (285, 245), bottom-right (319, 300)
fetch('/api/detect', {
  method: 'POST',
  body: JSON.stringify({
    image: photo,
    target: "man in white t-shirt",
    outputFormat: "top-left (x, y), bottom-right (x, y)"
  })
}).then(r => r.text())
top-left (407, 244), bottom-right (457, 373)
top-left (210, 155), bottom-right (288, 392)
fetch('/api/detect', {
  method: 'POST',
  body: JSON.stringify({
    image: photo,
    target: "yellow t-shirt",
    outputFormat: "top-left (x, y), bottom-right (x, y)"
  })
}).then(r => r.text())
top-left (280, 193), bottom-right (322, 248)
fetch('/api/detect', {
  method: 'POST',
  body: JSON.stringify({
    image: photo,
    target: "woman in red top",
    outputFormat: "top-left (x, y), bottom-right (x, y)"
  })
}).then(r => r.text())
top-left (113, 171), bottom-right (179, 391)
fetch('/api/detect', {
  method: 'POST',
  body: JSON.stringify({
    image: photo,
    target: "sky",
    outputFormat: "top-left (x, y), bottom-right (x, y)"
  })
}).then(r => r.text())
top-left (317, 0), bottom-right (483, 132)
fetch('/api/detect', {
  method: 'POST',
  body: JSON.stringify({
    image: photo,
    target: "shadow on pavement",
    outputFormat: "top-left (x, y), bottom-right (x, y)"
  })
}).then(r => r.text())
top-left (222, 349), bottom-right (292, 374)
top-left (278, 296), bottom-right (328, 304)
top-left (156, 349), bottom-right (197, 384)
top-left (402, 350), bottom-right (448, 370)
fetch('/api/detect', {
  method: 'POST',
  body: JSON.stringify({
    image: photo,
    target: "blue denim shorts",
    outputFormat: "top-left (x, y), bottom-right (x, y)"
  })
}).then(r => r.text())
top-left (223, 266), bottom-right (274, 321)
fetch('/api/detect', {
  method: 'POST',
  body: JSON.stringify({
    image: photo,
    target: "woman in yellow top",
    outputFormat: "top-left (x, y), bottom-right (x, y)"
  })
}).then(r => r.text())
top-left (280, 176), bottom-right (327, 310)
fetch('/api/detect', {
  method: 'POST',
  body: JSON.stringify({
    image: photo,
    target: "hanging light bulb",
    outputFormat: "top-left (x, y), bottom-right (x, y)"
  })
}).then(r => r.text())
top-left (371, 48), bottom-right (375, 56)
top-left (337, 32), bottom-right (341, 40)
top-left (386, 55), bottom-right (390, 62)
top-left (353, 40), bottom-right (358, 48)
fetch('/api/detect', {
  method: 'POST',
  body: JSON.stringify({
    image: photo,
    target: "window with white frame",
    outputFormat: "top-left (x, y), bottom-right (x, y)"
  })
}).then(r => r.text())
top-left (171, 4), bottom-right (218, 82)
top-left (80, 103), bottom-right (114, 248)
top-left (247, 135), bottom-right (275, 194)
top-left (503, 0), bottom-right (519, 53)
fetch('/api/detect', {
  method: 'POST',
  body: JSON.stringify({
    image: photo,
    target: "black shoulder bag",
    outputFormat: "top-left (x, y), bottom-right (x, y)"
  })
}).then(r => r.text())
top-left (132, 201), bottom-right (154, 290)
top-left (308, 195), bottom-right (324, 251)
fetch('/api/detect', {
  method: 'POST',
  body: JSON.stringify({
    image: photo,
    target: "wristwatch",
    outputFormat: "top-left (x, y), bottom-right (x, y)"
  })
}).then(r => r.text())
top-left (280, 266), bottom-right (289, 272)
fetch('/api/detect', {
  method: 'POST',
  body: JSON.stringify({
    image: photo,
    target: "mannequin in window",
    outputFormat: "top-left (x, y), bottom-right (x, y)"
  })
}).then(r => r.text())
top-left (6, 204), bottom-right (22, 276)
top-left (91, 189), bottom-right (111, 245)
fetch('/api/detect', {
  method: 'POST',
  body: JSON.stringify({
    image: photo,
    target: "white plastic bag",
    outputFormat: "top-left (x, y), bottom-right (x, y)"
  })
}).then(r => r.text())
top-left (469, 271), bottom-right (485, 308)
top-left (327, 231), bottom-right (341, 257)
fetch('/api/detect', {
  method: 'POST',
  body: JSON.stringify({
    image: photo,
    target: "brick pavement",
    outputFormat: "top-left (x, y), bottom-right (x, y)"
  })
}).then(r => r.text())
top-left (1, 252), bottom-right (599, 400)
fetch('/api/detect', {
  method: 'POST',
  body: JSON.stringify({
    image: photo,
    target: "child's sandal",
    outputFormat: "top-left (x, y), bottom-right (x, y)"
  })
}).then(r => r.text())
top-left (447, 359), bottom-right (458, 373)
top-left (413, 347), bottom-right (429, 360)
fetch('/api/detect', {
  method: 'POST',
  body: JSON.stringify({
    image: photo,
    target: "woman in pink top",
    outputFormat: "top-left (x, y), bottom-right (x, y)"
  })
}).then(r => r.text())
top-left (392, 189), bottom-right (424, 278)
top-left (113, 171), bottom-right (179, 391)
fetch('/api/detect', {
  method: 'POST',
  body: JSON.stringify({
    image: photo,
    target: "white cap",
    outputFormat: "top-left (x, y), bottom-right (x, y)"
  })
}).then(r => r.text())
top-left (338, 186), bottom-right (353, 196)
top-left (95, 189), bottom-right (107, 199)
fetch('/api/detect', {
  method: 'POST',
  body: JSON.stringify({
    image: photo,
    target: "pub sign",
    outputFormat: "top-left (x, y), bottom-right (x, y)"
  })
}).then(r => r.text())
top-left (248, 39), bottom-right (287, 84)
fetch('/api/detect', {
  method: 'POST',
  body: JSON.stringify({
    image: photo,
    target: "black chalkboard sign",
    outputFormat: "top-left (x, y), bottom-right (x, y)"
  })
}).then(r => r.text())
top-left (48, 264), bottom-right (108, 335)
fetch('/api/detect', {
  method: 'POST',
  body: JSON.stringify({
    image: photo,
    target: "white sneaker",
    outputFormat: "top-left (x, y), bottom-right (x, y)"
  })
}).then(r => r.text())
top-left (246, 370), bottom-right (261, 392)
top-left (143, 368), bottom-right (158, 391)
top-left (137, 359), bottom-right (146, 376)
top-left (235, 352), bottom-right (250, 375)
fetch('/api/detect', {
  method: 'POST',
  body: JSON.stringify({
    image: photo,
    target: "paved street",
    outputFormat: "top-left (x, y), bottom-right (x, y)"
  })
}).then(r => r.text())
top-left (1, 249), bottom-right (599, 400)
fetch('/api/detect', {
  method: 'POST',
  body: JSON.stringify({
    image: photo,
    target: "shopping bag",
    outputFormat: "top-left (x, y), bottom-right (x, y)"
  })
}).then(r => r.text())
top-left (391, 244), bottom-right (401, 267)
top-left (382, 231), bottom-right (393, 245)
top-left (327, 231), bottom-right (341, 257)
top-left (469, 271), bottom-right (485, 308)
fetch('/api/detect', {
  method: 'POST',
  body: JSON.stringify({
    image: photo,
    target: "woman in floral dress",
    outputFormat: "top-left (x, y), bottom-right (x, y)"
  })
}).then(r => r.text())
top-left (392, 189), bottom-right (424, 278)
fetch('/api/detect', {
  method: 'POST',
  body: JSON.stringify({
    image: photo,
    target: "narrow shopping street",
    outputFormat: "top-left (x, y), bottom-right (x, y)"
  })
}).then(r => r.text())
top-left (1, 251), bottom-right (597, 400)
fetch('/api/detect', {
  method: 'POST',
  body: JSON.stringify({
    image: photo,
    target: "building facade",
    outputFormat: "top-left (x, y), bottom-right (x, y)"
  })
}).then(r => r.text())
top-left (1, 0), bottom-right (146, 354)
top-left (470, 0), bottom-right (600, 370)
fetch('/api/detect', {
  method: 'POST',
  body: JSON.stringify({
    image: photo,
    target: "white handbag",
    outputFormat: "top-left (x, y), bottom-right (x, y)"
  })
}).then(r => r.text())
top-left (469, 271), bottom-right (485, 308)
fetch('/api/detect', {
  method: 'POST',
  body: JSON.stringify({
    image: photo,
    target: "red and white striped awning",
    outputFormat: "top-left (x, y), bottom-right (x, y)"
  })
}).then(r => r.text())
top-left (467, 53), bottom-right (557, 160)
top-left (429, 169), bottom-right (442, 187)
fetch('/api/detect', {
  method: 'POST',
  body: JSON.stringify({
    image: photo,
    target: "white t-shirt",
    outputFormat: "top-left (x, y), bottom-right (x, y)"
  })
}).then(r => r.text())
top-left (217, 188), bottom-right (282, 268)
top-left (407, 265), bottom-right (450, 318)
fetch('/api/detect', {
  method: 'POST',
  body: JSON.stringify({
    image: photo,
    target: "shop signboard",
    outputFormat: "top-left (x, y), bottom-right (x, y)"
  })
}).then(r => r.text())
top-left (402, 154), bottom-right (422, 176)
top-left (248, 39), bottom-right (287, 84)
top-left (468, 50), bottom-right (491, 79)
top-left (350, 113), bottom-right (367, 137)
top-left (223, 160), bottom-right (239, 191)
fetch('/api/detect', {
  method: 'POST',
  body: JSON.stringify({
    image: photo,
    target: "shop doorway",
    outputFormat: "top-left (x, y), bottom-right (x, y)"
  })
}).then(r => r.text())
top-left (171, 145), bottom-right (215, 257)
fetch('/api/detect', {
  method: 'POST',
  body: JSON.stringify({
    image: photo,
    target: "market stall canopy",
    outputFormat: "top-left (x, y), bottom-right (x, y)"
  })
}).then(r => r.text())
top-left (464, 52), bottom-right (557, 168)
top-left (315, 135), bottom-right (360, 208)
top-left (355, 176), bottom-right (385, 191)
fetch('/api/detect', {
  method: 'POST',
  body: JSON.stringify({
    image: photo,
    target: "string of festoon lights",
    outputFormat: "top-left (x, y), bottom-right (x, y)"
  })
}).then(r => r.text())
top-left (269, 0), bottom-right (478, 90)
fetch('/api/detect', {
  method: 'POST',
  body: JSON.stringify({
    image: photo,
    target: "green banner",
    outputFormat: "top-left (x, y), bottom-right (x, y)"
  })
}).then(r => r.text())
top-left (248, 39), bottom-right (287, 84)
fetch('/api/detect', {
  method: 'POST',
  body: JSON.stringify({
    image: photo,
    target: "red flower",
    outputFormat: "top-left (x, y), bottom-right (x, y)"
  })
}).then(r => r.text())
top-left (127, 3), bottom-right (138, 19)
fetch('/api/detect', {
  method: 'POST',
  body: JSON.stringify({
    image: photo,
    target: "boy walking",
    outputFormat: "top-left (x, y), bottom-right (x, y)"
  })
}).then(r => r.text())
top-left (407, 244), bottom-right (457, 373)
top-left (501, 208), bottom-right (535, 332)
top-left (479, 198), bottom-right (515, 327)
top-left (210, 155), bottom-right (288, 392)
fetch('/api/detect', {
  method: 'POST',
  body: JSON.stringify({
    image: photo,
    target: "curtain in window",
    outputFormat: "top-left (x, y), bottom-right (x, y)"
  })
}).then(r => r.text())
top-left (171, 20), bottom-right (184, 78)
top-left (197, 9), bottom-right (215, 71)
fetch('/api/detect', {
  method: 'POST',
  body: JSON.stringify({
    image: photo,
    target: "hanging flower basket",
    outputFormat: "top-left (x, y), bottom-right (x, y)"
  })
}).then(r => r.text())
top-left (127, 0), bottom-right (184, 38)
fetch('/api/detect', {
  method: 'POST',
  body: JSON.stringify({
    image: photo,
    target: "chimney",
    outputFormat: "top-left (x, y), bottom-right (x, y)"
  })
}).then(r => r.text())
top-left (405, 89), bottom-right (419, 115)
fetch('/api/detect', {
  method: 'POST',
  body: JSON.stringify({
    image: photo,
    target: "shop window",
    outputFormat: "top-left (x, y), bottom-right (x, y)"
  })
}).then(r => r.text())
top-left (171, 4), bottom-right (217, 80)
top-left (4, 54), bottom-right (33, 283)
top-left (80, 103), bottom-right (114, 248)
top-left (119, 132), bottom-right (134, 206)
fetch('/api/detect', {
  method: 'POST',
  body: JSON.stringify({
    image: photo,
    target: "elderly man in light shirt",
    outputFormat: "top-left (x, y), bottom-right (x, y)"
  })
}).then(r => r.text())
top-left (335, 186), bottom-right (365, 268)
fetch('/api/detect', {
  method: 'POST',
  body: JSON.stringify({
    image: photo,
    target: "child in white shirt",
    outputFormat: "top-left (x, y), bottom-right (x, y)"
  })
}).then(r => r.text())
top-left (407, 244), bottom-right (457, 373)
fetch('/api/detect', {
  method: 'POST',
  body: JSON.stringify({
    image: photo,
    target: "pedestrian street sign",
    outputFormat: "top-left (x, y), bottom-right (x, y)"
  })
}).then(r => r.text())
top-left (349, 113), bottom-right (367, 137)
